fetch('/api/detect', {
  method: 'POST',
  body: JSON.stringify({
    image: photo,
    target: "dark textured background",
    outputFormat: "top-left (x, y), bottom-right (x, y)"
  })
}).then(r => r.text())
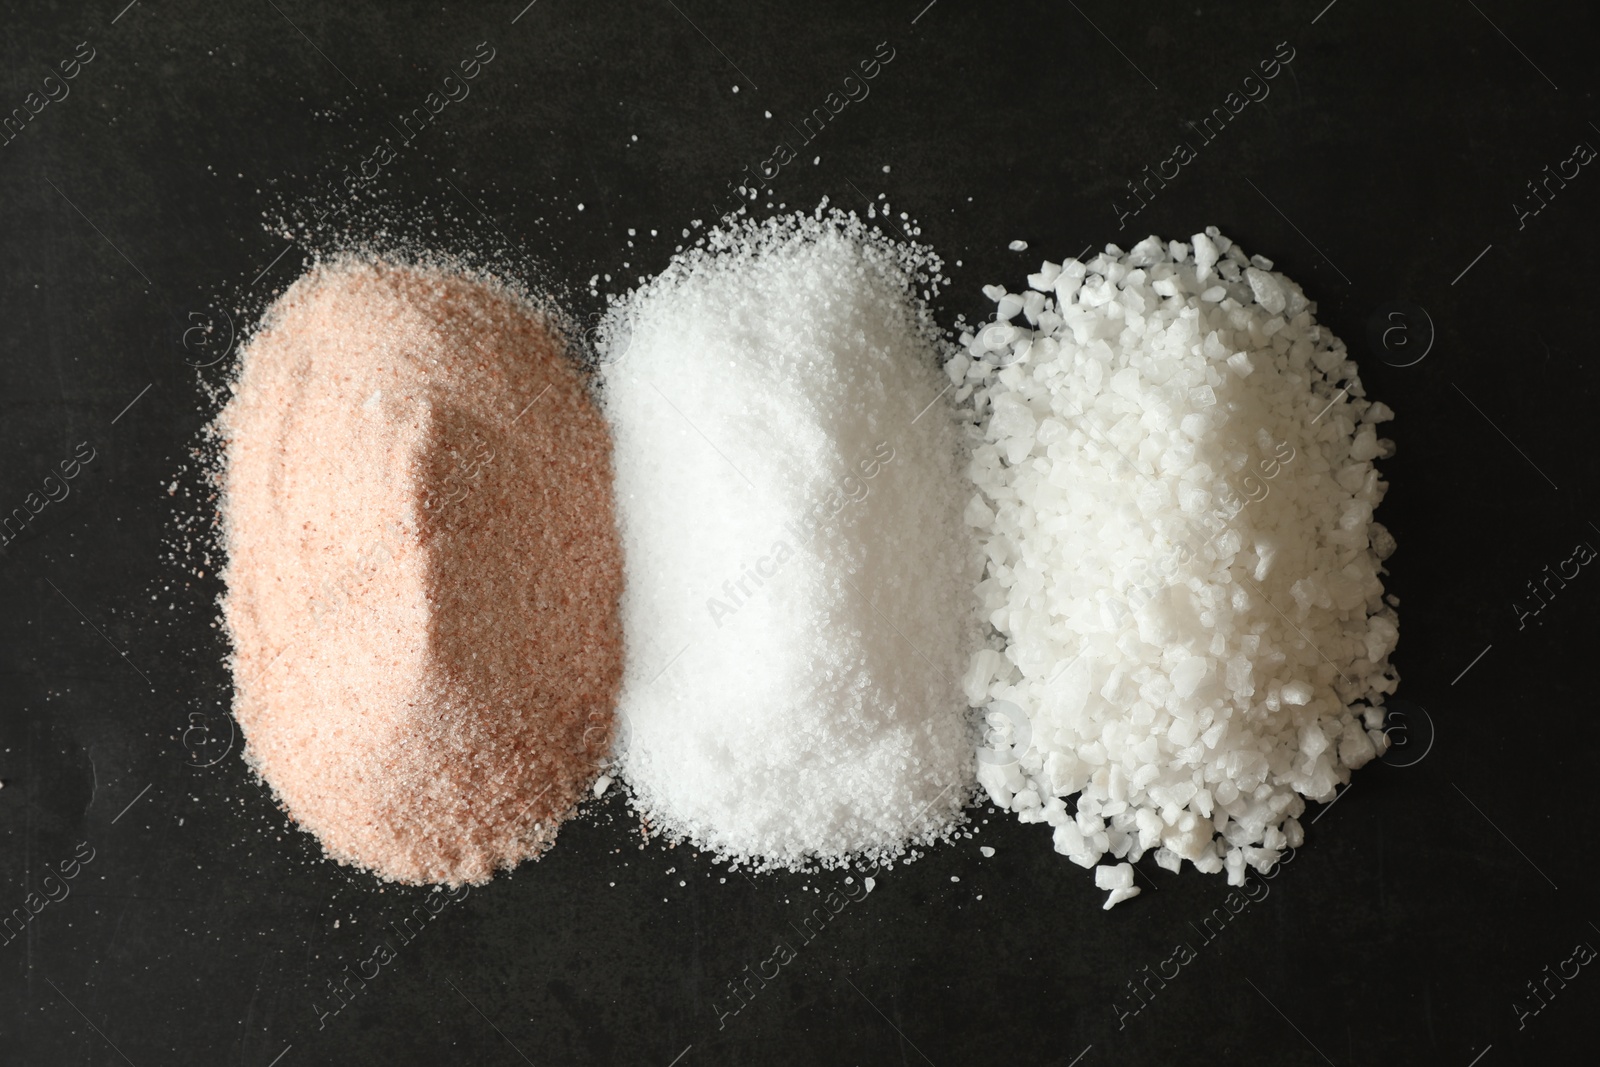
top-left (2, 1), bottom-right (1598, 1064)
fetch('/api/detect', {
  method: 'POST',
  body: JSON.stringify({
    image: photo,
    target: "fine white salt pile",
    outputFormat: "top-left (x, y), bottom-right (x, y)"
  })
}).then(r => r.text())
top-left (600, 207), bottom-right (982, 869)
top-left (958, 229), bottom-right (1399, 907)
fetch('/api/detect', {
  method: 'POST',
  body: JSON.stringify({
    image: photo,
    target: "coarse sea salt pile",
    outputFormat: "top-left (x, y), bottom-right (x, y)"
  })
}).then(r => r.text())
top-left (956, 229), bottom-right (1399, 908)
top-left (219, 259), bottom-right (624, 885)
top-left (600, 207), bottom-right (982, 869)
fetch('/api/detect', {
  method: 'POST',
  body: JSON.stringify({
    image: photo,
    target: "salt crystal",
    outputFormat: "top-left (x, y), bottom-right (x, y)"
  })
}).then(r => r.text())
top-left (1095, 862), bottom-right (1141, 909)
top-left (1192, 232), bottom-right (1219, 281)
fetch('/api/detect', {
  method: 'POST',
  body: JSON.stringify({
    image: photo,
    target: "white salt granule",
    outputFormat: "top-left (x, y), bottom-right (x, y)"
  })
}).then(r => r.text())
top-left (601, 206), bottom-right (983, 869)
top-left (1094, 862), bottom-right (1140, 909)
top-left (960, 229), bottom-right (1399, 909)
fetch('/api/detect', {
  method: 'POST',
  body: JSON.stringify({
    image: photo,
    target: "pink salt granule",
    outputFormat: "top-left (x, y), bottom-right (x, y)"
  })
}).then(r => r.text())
top-left (218, 258), bottom-right (623, 885)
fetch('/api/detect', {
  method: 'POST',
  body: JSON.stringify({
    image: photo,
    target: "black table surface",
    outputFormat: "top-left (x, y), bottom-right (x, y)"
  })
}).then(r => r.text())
top-left (3, 2), bottom-right (1597, 1064)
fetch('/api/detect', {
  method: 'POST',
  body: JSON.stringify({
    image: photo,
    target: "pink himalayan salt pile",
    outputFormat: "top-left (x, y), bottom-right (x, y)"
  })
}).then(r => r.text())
top-left (219, 259), bottom-right (623, 885)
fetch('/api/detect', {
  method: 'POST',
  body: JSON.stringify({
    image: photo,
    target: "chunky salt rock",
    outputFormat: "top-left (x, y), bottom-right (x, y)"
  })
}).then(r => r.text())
top-left (1028, 262), bottom-right (1062, 291)
top-left (960, 229), bottom-right (1400, 905)
top-left (1245, 267), bottom-right (1287, 314)
top-left (1192, 232), bottom-right (1219, 281)
top-left (964, 647), bottom-right (1004, 705)
top-left (1170, 656), bottom-right (1210, 698)
top-left (1095, 862), bottom-right (1141, 909)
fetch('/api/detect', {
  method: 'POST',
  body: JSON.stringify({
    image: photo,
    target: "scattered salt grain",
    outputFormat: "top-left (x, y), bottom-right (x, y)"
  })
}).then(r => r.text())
top-left (601, 207), bottom-right (982, 869)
